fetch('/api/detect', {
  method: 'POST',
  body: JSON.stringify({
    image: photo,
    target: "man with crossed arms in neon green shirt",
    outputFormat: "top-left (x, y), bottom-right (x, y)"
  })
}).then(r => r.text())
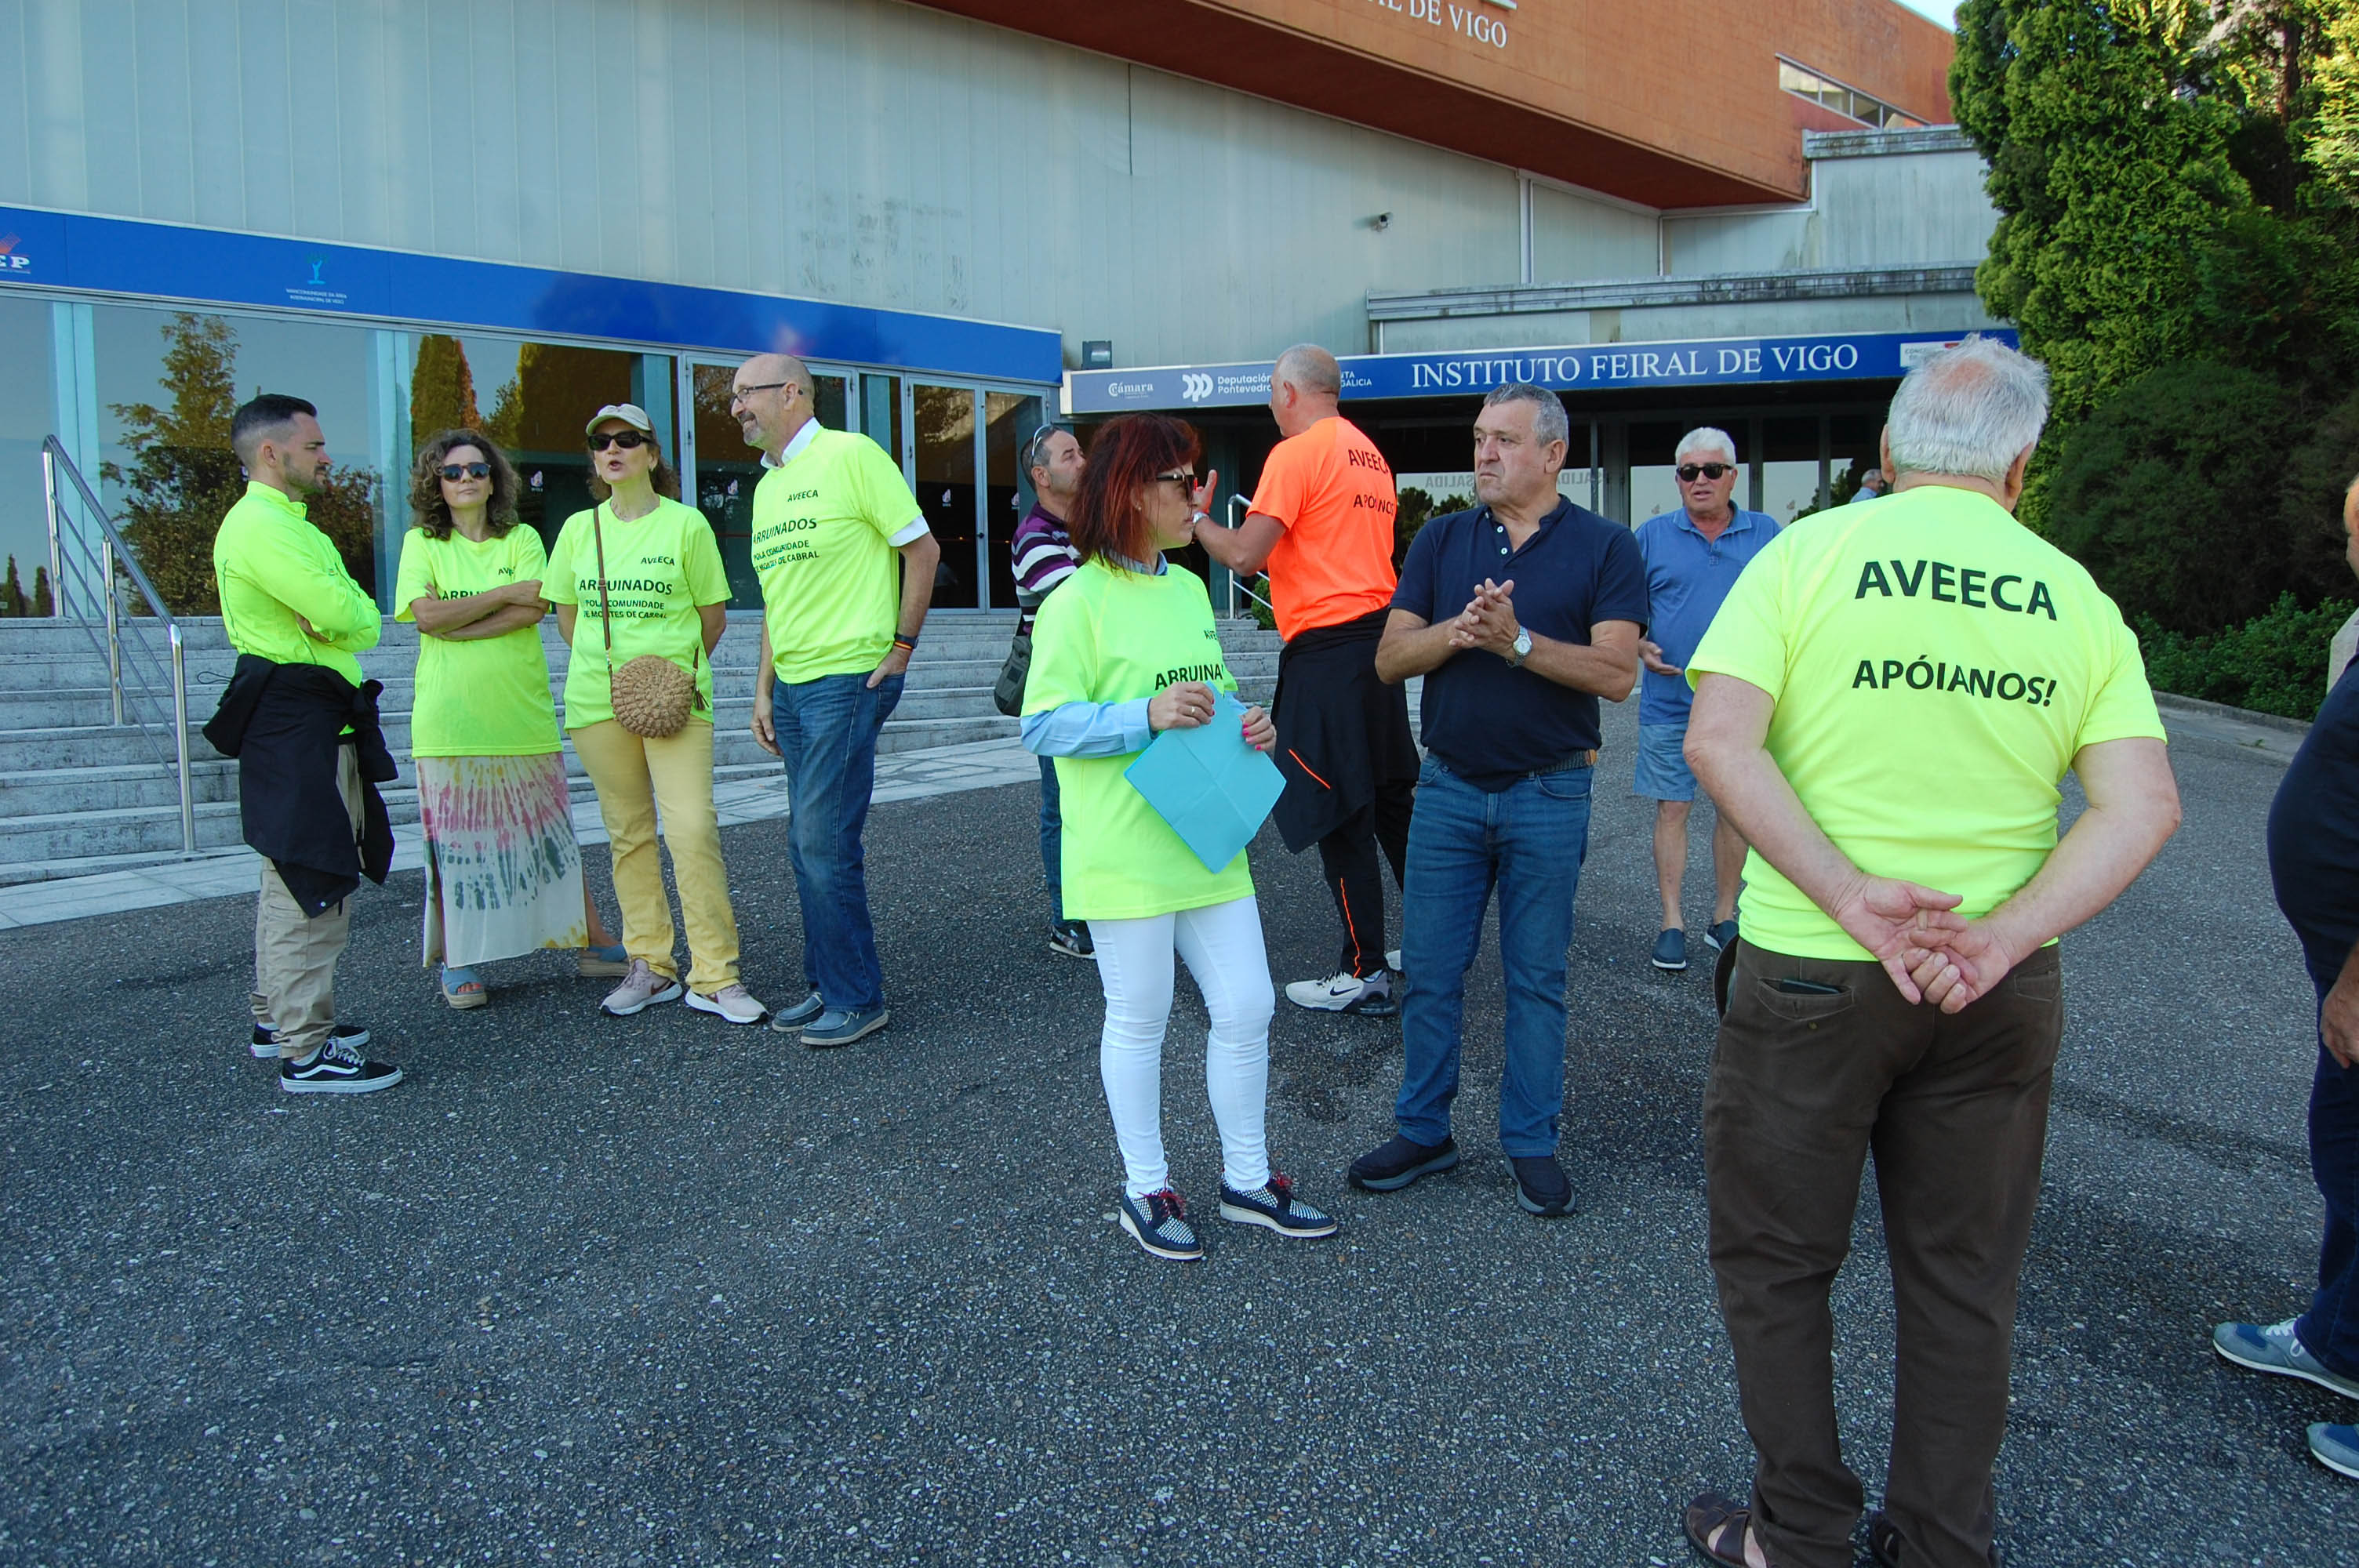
top-left (736, 354), bottom-right (941, 1048)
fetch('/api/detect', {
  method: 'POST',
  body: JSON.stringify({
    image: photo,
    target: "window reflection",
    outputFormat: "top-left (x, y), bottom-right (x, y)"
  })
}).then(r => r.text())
top-left (0, 298), bottom-right (54, 612)
top-left (984, 391), bottom-right (1041, 610)
top-left (95, 307), bottom-right (376, 614)
top-left (915, 384), bottom-right (979, 610)
top-left (410, 336), bottom-right (664, 558)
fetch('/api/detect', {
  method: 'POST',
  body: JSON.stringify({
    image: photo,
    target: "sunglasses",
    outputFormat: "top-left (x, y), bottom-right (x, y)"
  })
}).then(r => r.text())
top-left (587, 430), bottom-right (652, 452)
top-left (1677, 463), bottom-right (1735, 482)
top-left (1155, 470), bottom-right (1196, 490)
top-left (1023, 424), bottom-right (1067, 470)
top-left (438, 462), bottom-right (492, 481)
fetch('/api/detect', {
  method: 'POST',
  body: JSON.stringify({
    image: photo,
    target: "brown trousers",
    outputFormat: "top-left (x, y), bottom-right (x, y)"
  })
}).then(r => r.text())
top-left (1704, 938), bottom-right (2063, 1568)
top-left (253, 744), bottom-right (363, 1059)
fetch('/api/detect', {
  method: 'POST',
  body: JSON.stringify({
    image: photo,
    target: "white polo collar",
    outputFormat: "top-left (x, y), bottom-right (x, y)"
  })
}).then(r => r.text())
top-left (759, 419), bottom-right (824, 470)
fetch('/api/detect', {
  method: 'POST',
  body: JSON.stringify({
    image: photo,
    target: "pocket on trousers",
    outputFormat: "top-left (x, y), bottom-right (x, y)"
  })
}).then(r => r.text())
top-left (873, 673), bottom-right (906, 723)
top-left (1748, 978), bottom-right (1858, 1026)
top-left (1535, 767), bottom-right (1593, 802)
top-left (2001, 957), bottom-right (2062, 1005)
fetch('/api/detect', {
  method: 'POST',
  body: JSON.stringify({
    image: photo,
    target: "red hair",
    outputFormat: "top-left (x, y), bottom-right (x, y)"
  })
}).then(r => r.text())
top-left (1069, 414), bottom-right (1201, 570)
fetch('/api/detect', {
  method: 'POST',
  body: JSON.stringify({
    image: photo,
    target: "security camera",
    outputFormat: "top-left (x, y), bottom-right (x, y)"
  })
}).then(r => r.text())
top-left (1371, 212), bottom-right (1392, 231)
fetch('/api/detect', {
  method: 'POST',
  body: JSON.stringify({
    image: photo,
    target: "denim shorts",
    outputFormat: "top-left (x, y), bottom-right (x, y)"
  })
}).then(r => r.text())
top-left (1634, 721), bottom-right (1696, 801)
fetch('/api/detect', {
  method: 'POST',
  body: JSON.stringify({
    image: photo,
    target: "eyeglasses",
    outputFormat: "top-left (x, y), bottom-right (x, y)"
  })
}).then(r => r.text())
top-left (1677, 463), bottom-right (1735, 482)
top-left (1155, 470), bottom-right (1196, 491)
top-left (728, 381), bottom-right (792, 408)
top-left (587, 430), bottom-right (652, 452)
top-left (438, 462), bottom-right (492, 481)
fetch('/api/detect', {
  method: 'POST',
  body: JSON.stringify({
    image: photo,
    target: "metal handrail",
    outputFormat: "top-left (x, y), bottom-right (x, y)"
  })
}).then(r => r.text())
top-left (1218, 493), bottom-right (1278, 622)
top-left (41, 436), bottom-right (197, 854)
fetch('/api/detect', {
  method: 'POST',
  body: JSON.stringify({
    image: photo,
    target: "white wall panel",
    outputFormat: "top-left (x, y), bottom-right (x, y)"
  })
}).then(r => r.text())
top-left (7, 0), bottom-right (1533, 367)
top-left (1529, 182), bottom-right (1658, 286)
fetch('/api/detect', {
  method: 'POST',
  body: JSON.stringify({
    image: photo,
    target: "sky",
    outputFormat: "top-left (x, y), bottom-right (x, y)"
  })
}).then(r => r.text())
top-left (1897, 0), bottom-right (1958, 24)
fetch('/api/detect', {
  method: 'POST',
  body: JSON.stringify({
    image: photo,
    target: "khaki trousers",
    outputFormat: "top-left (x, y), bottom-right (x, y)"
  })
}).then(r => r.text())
top-left (1704, 939), bottom-right (2064, 1568)
top-left (254, 744), bottom-right (362, 1060)
top-left (569, 719), bottom-right (739, 993)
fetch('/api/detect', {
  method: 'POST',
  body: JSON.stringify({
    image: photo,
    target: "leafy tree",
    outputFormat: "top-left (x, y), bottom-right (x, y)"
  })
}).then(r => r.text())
top-left (1955, 0), bottom-right (2359, 652)
top-left (105, 312), bottom-right (381, 615)
top-left (2047, 359), bottom-right (2347, 633)
top-left (409, 334), bottom-right (483, 447)
top-left (31, 565), bottom-right (51, 617)
top-left (0, 556), bottom-right (20, 615)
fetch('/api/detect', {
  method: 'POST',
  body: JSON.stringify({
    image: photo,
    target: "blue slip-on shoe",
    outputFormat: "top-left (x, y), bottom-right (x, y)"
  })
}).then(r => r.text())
top-left (2213, 1319), bottom-right (2359, 1399)
top-left (1652, 927), bottom-right (1688, 971)
top-left (2310, 1423), bottom-right (2359, 1479)
top-left (801, 1004), bottom-right (889, 1049)
top-left (1706, 918), bottom-right (1739, 952)
top-left (1347, 1134), bottom-right (1460, 1192)
top-left (768, 989), bottom-right (824, 1032)
top-left (1509, 1153), bottom-right (1575, 1218)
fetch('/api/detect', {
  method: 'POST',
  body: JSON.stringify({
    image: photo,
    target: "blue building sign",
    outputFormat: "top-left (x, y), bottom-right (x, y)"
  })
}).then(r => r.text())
top-left (1063, 328), bottom-right (2020, 414)
top-left (0, 204), bottom-right (1063, 385)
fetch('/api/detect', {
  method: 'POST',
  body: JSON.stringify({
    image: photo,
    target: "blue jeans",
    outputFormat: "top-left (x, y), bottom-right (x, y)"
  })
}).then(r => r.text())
top-left (2302, 961), bottom-right (2359, 1377)
top-left (1396, 754), bottom-right (1593, 1156)
top-left (772, 671), bottom-right (903, 1011)
top-left (1039, 753), bottom-right (1064, 922)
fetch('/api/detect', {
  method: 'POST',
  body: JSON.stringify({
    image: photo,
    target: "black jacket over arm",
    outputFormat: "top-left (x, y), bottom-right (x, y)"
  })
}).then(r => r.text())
top-left (202, 655), bottom-right (398, 916)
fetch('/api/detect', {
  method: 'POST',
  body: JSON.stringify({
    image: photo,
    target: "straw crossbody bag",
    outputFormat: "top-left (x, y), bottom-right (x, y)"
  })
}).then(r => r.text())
top-left (591, 503), bottom-right (703, 739)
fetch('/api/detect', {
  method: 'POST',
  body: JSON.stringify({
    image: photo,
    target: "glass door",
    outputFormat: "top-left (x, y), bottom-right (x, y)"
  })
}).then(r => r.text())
top-left (914, 383), bottom-right (980, 610)
top-left (985, 391), bottom-right (1045, 610)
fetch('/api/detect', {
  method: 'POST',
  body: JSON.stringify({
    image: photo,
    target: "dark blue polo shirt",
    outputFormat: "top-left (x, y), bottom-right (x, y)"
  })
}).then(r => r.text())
top-left (1393, 498), bottom-right (1649, 789)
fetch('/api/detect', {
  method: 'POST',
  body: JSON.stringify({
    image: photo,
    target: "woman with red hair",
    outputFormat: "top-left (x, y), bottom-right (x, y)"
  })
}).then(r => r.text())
top-left (1021, 413), bottom-right (1339, 1261)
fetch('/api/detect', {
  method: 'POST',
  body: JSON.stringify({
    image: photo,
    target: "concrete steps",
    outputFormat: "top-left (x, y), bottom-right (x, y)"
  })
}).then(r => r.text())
top-left (0, 608), bottom-right (1283, 884)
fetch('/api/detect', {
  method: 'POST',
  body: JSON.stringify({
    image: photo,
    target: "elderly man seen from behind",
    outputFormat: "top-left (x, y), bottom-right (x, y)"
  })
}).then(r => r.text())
top-left (1677, 336), bottom-right (2182, 1568)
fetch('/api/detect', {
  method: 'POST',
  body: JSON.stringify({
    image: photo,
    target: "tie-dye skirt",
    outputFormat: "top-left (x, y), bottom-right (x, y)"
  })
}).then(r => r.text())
top-left (416, 753), bottom-right (591, 967)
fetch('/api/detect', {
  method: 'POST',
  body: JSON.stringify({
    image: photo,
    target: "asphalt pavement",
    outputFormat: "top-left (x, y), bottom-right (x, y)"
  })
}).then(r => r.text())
top-left (1, 699), bottom-right (2346, 1566)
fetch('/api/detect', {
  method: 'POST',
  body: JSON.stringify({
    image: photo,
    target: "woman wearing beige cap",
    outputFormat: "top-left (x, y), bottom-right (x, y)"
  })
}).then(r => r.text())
top-left (544, 403), bottom-right (764, 1024)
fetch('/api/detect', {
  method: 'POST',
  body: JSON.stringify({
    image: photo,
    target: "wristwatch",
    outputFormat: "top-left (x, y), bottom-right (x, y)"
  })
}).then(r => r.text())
top-left (1507, 627), bottom-right (1532, 668)
top-left (1189, 510), bottom-right (1212, 528)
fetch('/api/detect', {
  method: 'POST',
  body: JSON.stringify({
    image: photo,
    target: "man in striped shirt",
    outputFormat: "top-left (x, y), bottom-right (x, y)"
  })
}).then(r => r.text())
top-left (1014, 425), bottom-right (1092, 958)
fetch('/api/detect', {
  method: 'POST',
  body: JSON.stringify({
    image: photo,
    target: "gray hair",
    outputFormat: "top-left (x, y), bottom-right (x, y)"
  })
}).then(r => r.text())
top-left (1885, 335), bottom-right (2050, 484)
top-left (1273, 343), bottom-right (1341, 397)
top-left (1674, 426), bottom-right (1738, 466)
top-left (1481, 383), bottom-right (1569, 452)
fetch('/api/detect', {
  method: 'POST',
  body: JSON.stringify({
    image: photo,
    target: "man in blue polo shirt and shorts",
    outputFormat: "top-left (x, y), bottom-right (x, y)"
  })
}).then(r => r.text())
top-left (1345, 383), bottom-right (1647, 1218)
top-left (1634, 427), bottom-right (1779, 972)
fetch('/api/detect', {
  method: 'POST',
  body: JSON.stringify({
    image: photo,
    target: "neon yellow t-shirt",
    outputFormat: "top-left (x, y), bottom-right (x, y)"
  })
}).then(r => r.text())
top-left (1686, 484), bottom-right (2167, 960)
top-left (393, 527), bottom-right (562, 757)
top-left (1023, 558), bottom-right (1253, 920)
top-left (213, 481), bottom-right (380, 687)
top-left (543, 499), bottom-right (730, 731)
top-left (751, 428), bottom-right (925, 684)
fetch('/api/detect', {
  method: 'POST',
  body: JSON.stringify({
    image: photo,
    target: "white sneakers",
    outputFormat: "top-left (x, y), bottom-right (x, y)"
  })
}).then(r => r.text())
top-left (1284, 970), bottom-right (1398, 1017)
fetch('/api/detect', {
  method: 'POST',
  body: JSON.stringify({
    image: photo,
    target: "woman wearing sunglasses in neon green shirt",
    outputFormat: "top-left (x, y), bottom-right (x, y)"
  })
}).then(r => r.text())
top-left (395, 429), bottom-right (623, 1009)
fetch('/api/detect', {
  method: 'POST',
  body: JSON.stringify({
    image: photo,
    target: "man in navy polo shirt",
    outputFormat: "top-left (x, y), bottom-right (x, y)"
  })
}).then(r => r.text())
top-left (1633, 426), bottom-right (1779, 973)
top-left (1346, 383), bottom-right (1647, 1218)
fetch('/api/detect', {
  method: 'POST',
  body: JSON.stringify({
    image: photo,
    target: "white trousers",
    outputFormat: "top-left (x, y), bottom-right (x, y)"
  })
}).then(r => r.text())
top-left (1091, 894), bottom-right (1276, 1197)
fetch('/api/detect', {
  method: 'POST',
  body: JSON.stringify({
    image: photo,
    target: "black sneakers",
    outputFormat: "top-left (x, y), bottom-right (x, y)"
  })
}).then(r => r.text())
top-left (1347, 1134), bottom-right (1461, 1192)
top-left (1218, 1173), bottom-right (1339, 1238)
top-left (279, 1038), bottom-right (403, 1095)
top-left (1048, 920), bottom-right (1095, 959)
top-left (1118, 1188), bottom-right (1202, 1261)
top-left (250, 1020), bottom-right (369, 1061)
top-left (1509, 1154), bottom-right (1574, 1218)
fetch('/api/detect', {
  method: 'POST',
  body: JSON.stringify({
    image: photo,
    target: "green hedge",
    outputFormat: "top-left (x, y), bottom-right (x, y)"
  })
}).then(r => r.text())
top-left (2138, 592), bottom-right (2355, 721)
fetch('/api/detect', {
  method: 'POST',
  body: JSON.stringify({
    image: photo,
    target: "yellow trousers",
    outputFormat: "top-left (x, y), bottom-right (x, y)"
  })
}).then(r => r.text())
top-left (569, 719), bottom-right (740, 993)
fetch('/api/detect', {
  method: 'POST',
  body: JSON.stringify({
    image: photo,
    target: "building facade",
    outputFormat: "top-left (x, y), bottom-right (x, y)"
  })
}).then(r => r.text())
top-left (0, 0), bottom-right (1995, 614)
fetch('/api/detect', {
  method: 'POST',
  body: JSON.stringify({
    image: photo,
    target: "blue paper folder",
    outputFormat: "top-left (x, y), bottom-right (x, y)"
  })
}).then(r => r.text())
top-left (1123, 691), bottom-right (1287, 874)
